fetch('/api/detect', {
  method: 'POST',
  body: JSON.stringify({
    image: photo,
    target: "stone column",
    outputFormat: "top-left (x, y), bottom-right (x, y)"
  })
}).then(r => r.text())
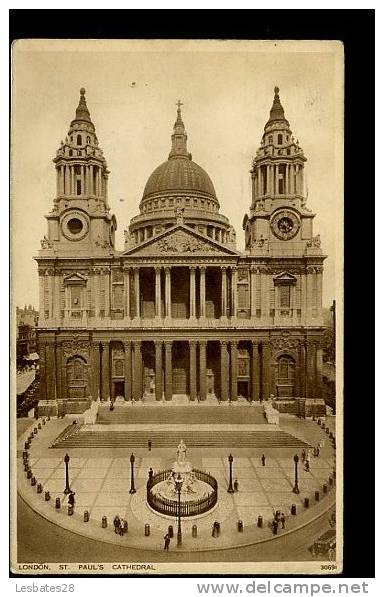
top-left (221, 267), bottom-right (227, 318)
top-left (199, 340), bottom-right (207, 401)
top-left (231, 267), bottom-right (238, 317)
top-left (89, 164), bottom-right (94, 195)
top-left (53, 274), bottom-right (61, 321)
top-left (314, 343), bottom-right (323, 399)
top-left (261, 341), bottom-right (271, 400)
top-left (55, 342), bottom-right (62, 401)
top-left (46, 342), bottom-right (57, 401)
top-left (101, 342), bottom-right (110, 401)
top-left (124, 341), bottom-right (132, 401)
top-left (189, 341), bottom-right (197, 401)
top-left (165, 267), bottom-right (171, 319)
top-left (133, 341), bottom-right (142, 401)
top-left (155, 341), bottom-right (163, 401)
top-left (299, 340), bottom-right (307, 398)
top-left (250, 266), bottom-right (257, 317)
top-left (155, 267), bottom-right (161, 319)
top-left (230, 341), bottom-right (238, 401)
top-left (199, 267), bottom-right (206, 318)
top-left (134, 267), bottom-right (140, 318)
top-left (164, 341), bottom-right (172, 401)
top-left (124, 268), bottom-right (130, 319)
top-left (80, 165), bottom-right (84, 195)
top-left (103, 270), bottom-right (110, 317)
top-left (260, 268), bottom-right (269, 319)
top-left (94, 270), bottom-right (100, 319)
top-left (284, 163), bottom-right (288, 195)
top-left (251, 340), bottom-right (260, 401)
top-left (90, 342), bottom-right (100, 400)
top-left (189, 267), bottom-right (196, 318)
top-left (306, 269), bottom-right (313, 321)
top-left (220, 340), bottom-right (229, 401)
top-left (317, 268), bottom-right (323, 311)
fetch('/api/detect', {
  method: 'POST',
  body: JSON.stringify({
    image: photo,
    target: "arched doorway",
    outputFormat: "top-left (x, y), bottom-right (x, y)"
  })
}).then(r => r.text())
top-left (276, 354), bottom-right (296, 398)
top-left (66, 355), bottom-right (87, 399)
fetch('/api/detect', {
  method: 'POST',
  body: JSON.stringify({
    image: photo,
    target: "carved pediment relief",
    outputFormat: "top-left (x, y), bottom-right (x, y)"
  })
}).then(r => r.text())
top-left (273, 271), bottom-right (297, 285)
top-left (63, 272), bottom-right (88, 285)
top-left (124, 225), bottom-right (238, 256)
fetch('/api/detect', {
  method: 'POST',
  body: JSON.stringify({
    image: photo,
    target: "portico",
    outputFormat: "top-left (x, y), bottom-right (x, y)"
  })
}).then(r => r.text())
top-left (122, 263), bottom-right (236, 320)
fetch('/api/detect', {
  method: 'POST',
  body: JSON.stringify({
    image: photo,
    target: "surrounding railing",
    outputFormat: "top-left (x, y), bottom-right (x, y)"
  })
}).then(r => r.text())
top-left (147, 468), bottom-right (218, 518)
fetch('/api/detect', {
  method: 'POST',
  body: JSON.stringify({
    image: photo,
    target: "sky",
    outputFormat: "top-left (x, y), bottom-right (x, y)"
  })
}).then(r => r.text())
top-left (12, 39), bottom-right (343, 309)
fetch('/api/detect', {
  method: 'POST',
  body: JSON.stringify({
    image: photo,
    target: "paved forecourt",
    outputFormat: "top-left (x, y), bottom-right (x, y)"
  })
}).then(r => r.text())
top-left (18, 415), bottom-right (336, 553)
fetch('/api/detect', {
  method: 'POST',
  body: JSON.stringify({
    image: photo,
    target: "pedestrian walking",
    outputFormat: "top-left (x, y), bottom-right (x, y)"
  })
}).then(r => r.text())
top-left (281, 513), bottom-right (286, 529)
top-left (301, 449), bottom-right (306, 463)
top-left (68, 491), bottom-right (76, 507)
top-left (234, 478), bottom-right (239, 492)
top-left (261, 454), bottom-right (266, 467)
top-left (123, 519), bottom-right (128, 534)
top-left (119, 519), bottom-right (125, 536)
top-left (113, 515), bottom-right (120, 534)
top-left (164, 533), bottom-right (171, 550)
top-left (272, 519), bottom-right (278, 535)
top-left (148, 467), bottom-right (154, 480)
top-left (148, 440), bottom-right (152, 451)
top-left (304, 459), bottom-right (310, 472)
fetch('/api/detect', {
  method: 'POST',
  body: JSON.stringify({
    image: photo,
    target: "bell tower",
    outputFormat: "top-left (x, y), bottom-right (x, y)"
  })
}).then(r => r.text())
top-left (40, 88), bottom-right (116, 256)
top-left (243, 86), bottom-right (319, 257)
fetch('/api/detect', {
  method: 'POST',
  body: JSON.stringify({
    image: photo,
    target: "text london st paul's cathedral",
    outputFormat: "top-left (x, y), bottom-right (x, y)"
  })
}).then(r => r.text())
top-left (36, 87), bottom-right (326, 417)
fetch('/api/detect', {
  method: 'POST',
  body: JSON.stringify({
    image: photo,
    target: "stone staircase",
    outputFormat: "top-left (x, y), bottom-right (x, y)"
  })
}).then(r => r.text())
top-left (51, 424), bottom-right (310, 449)
top-left (97, 404), bottom-right (267, 426)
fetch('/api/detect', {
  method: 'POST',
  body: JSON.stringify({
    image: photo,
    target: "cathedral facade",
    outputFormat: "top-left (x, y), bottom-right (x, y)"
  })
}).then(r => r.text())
top-left (35, 87), bottom-right (326, 417)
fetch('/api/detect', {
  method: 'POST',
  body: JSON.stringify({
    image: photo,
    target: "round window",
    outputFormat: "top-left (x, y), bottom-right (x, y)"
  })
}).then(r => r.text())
top-left (67, 218), bottom-right (83, 235)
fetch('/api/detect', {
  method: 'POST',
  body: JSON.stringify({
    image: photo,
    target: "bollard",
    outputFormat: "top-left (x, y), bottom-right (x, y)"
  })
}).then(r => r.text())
top-left (291, 504), bottom-right (297, 515)
top-left (237, 520), bottom-right (243, 533)
top-left (326, 427), bottom-right (330, 435)
top-left (168, 525), bottom-right (173, 538)
top-left (38, 423), bottom-right (42, 430)
top-left (24, 442), bottom-right (29, 450)
top-left (257, 515), bottom-right (263, 528)
top-left (24, 463), bottom-right (29, 472)
top-left (68, 505), bottom-right (74, 516)
top-left (145, 523), bottom-right (150, 536)
top-left (315, 491), bottom-right (320, 501)
top-left (101, 516), bottom-right (107, 528)
top-left (192, 524), bottom-right (198, 538)
top-left (84, 510), bottom-right (89, 522)
top-left (329, 476), bottom-right (334, 486)
top-left (304, 497), bottom-right (310, 508)
top-left (33, 427), bottom-right (38, 434)
top-left (27, 469), bottom-right (32, 479)
top-left (55, 497), bottom-right (61, 509)
top-left (317, 418), bottom-right (321, 425)
top-left (22, 450), bottom-right (28, 459)
top-left (323, 483), bottom-right (328, 494)
top-left (42, 419), bottom-right (46, 426)
top-left (31, 476), bottom-right (36, 486)
top-left (45, 491), bottom-right (50, 501)
top-left (321, 423), bottom-right (326, 430)
top-left (37, 483), bottom-right (43, 494)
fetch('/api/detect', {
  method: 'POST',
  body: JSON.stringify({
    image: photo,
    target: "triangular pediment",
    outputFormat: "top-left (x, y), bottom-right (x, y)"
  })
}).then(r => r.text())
top-left (122, 224), bottom-right (240, 257)
top-left (63, 272), bottom-right (88, 284)
top-left (273, 271), bottom-right (297, 284)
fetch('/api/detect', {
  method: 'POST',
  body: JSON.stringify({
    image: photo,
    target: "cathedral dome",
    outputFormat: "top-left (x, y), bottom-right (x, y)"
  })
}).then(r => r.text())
top-left (142, 157), bottom-right (217, 201)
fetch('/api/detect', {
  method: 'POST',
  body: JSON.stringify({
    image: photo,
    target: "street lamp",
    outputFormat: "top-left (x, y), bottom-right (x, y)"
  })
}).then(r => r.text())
top-left (129, 453), bottom-right (136, 494)
top-left (175, 473), bottom-right (183, 547)
top-left (293, 454), bottom-right (300, 494)
top-left (227, 453), bottom-right (235, 493)
top-left (63, 453), bottom-right (71, 495)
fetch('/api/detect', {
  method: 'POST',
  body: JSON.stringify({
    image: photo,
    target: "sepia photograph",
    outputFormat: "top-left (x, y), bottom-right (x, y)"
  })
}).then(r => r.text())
top-left (11, 38), bottom-right (343, 576)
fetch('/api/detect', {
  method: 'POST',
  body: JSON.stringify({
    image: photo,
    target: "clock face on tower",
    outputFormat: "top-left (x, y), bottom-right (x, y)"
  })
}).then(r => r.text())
top-left (271, 210), bottom-right (300, 240)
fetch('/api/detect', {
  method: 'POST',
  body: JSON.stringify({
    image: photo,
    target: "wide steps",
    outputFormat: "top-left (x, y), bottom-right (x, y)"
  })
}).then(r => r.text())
top-left (52, 427), bottom-right (310, 449)
top-left (97, 405), bottom-right (266, 426)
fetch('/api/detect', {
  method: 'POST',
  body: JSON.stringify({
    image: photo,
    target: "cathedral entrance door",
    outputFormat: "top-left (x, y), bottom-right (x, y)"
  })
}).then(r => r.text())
top-left (113, 381), bottom-right (125, 399)
top-left (172, 342), bottom-right (189, 395)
